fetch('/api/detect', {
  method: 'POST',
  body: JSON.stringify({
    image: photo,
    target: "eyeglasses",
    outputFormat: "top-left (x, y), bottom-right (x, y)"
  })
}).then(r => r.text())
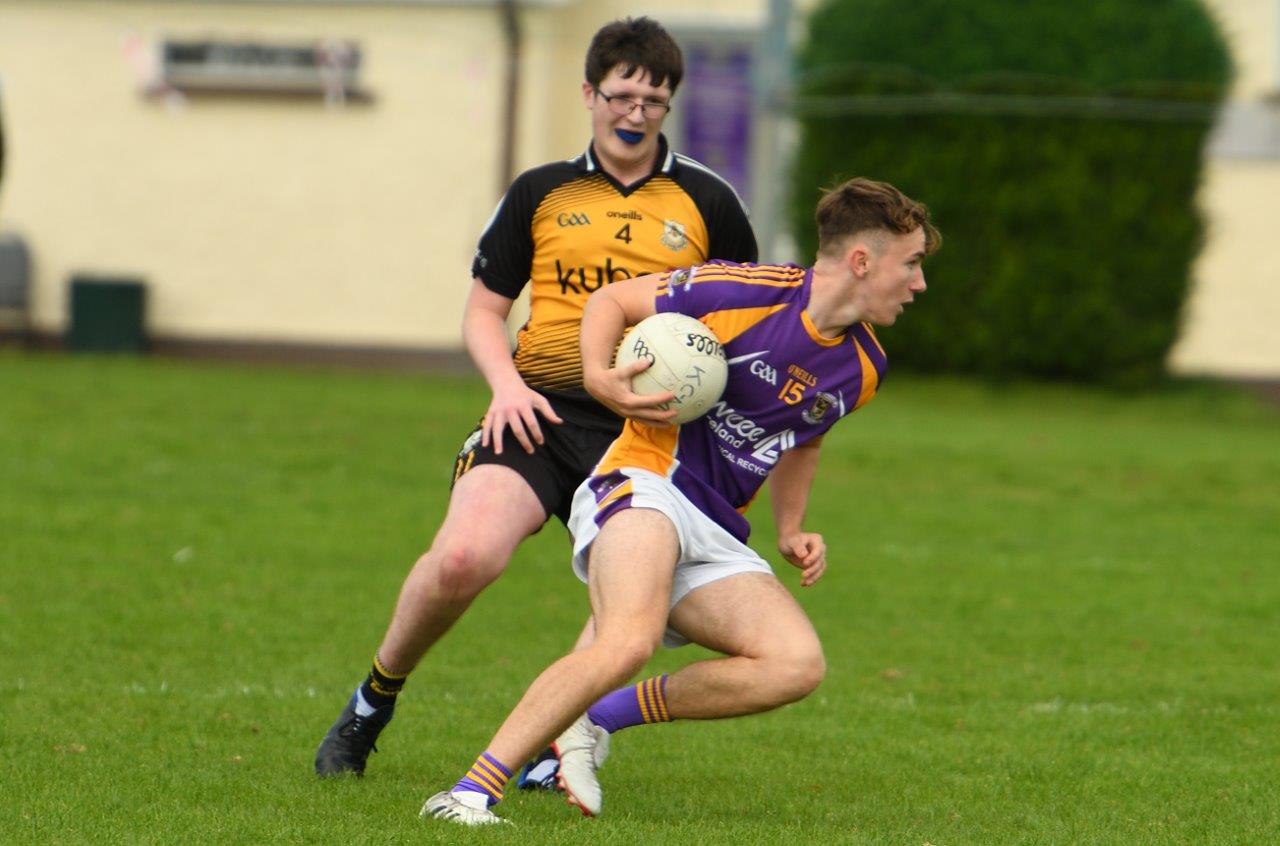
top-left (594, 88), bottom-right (671, 119)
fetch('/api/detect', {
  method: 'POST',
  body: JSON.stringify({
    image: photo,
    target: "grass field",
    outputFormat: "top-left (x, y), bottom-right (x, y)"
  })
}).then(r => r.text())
top-left (2, 352), bottom-right (1278, 845)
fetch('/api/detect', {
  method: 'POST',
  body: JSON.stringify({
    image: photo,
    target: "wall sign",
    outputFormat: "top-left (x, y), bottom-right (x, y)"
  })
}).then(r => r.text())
top-left (155, 38), bottom-right (368, 103)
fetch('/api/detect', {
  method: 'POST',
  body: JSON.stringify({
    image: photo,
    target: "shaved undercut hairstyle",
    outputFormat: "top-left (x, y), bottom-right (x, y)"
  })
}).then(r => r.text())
top-left (585, 16), bottom-right (684, 95)
top-left (815, 177), bottom-right (941, 257)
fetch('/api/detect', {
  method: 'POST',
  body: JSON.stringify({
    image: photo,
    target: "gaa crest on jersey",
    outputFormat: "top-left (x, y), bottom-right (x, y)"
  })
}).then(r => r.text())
top-left (802, 391), bottom-right (838, 425)
top-left (557, 212), bottom-right (591, 227)
top-left (669, 267), bottom-right (693, 288)
top-left (661, 219), bottom-right (688, 251)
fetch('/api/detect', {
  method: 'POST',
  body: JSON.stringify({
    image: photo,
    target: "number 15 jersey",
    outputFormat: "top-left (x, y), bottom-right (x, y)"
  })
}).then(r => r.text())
top-left (590, 260), bottom-right (889, 543)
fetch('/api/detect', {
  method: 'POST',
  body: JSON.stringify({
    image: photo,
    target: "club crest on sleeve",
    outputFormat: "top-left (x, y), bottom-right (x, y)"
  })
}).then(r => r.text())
top-left (802, 391), bottom-right (838, 425)
top-left (661, 220), bottom-right (688, 251)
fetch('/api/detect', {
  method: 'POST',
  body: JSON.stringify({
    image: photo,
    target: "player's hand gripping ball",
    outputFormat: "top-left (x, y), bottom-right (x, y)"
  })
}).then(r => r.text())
top-left (616, 313), bottom-right (728, 424)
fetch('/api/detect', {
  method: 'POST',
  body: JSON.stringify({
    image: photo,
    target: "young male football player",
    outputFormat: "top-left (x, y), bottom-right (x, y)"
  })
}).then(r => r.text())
top-left (421, 177), bottom-right (940, 824)
top-left (315, 16), bottom-right (756, 778)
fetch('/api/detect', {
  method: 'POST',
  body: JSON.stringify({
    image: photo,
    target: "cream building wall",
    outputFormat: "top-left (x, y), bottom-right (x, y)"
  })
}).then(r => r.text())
top-left (0, 0), bottom-right (521, 348)
top-left (1171, 0), bottom-right (1280, 378)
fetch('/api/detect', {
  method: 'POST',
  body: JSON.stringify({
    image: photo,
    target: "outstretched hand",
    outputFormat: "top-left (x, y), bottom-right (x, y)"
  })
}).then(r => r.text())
top-left (779, 532), bottom-right (827, 587)
top-left (482, 381), bottom-right (564, 455)
top-left (585, 358), bottom-right (678, 427)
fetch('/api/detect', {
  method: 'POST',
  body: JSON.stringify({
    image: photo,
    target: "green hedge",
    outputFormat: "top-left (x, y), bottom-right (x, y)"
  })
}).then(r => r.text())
top-left (791, 0), bottom-right (1232, 384)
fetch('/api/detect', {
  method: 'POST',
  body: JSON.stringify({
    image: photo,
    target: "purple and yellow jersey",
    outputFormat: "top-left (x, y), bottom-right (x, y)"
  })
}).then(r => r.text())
top-left (590, 260), bottom-right (888, 542)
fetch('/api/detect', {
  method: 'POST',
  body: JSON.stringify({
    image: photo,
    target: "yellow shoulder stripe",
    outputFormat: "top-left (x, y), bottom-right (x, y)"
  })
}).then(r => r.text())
top-left (701, 303), bottom-right (791, 345)
top-left (860, 321), bottom-right (886, 356)
top-left (853, 339), bottom-right (879, 409)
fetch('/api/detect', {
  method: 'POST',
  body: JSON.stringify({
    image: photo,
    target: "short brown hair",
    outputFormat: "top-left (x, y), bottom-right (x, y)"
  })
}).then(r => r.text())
top-left (815, 177), bottom-right (941, 257)
top-left (585, 17), bottom-right (683, 94)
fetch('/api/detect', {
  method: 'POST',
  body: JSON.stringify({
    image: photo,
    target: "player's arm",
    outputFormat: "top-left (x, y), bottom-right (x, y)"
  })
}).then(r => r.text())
top-left (768, 436), bottom-right (827, 587)
top-left (580, 273), bottom-right (677, 425)
top-left (462, 277), bottom-right (563, 456)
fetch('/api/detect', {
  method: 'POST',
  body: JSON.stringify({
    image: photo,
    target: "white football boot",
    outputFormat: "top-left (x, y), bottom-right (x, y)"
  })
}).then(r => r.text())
top-left (552, 714), bottom-right (611, 817)
top-left (420, 790), bottom-right (511, 826)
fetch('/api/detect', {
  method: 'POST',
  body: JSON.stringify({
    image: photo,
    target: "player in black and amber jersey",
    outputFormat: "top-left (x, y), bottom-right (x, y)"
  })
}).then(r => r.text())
top-left (316, 17), bottom-right (757, 781)
top-left (475, 137), bottom-right (756, 426)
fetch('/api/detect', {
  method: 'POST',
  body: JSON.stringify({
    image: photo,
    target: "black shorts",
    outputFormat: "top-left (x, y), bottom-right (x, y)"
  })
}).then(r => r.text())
top-left (450, 411), bottom-right (620, 526)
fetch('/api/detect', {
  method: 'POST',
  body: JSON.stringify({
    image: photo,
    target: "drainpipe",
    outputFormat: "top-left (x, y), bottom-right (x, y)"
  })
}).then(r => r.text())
top-left (499, 0), bottom-right (521, 196)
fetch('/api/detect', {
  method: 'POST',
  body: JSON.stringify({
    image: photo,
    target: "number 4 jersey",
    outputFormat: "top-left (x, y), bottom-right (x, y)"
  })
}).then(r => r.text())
top-left (589, 260), bottom-right (889, 543)
top-left (471, 136), bottom-right (757, 429)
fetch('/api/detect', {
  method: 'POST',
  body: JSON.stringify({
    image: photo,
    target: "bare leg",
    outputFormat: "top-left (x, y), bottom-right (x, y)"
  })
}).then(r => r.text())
top-left (376, 464), bottom-right (547, 673)
top-left (571, 616), bottom-right (596, 651)
top-left (481, 508), bottom-right (678, 768)
top-left (663, 573), bottom-right (825, 719)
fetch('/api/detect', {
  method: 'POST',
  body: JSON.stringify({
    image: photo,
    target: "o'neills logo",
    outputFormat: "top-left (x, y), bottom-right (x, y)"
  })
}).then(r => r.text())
top-left (607, 210), bottom-right (643, 221)
top-left (786, 364), bottom-right (818, 387)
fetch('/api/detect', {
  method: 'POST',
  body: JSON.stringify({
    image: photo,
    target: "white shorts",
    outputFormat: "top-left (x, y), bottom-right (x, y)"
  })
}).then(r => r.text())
top-left (567, 468), bottom-right (774, 647)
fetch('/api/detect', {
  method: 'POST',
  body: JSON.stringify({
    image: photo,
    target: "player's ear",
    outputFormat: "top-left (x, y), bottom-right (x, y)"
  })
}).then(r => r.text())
top-left (582, 82), bottom-right (596, 108)
top-left (847, 242), bottom-right (872, 278)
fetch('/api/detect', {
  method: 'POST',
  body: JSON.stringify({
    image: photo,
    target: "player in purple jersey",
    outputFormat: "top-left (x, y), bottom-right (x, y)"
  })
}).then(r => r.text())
top-left (422, 177), bottom-right (939, 825)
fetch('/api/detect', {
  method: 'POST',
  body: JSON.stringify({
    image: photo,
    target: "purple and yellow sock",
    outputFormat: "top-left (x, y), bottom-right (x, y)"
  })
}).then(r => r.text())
top-left (587, 674), bottom-right (671, 733)
top-left (452, 752), bottom-right (512, 807)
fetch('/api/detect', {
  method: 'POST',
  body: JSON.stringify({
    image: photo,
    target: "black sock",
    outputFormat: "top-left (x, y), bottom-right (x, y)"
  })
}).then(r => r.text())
top-left (358, 653), bottom-right (407, 711)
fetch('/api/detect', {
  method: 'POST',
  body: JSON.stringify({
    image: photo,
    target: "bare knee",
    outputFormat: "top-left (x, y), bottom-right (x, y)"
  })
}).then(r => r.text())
top-left (417, 541), bottom-right (506, 601)
top-left (789, 645), bottom-right (827, 700)
top-left (762, 642), bottom-right (826, 705)
top-left (590, 632), bottom-right (662, 683)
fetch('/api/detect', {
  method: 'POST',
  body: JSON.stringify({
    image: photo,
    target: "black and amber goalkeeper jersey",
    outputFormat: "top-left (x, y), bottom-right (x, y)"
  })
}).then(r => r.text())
top-left (471, 135), bottom-right (757, 429)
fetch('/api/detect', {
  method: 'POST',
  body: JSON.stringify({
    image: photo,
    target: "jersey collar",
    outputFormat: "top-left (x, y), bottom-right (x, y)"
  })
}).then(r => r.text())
top-left (579, 133), bottom-right (675, 177)
top-left (799, 268), bottom-right (847, 347)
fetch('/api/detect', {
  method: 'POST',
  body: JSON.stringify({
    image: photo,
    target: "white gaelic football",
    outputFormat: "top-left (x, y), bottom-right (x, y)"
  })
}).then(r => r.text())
top-left (616, 313), bottom-right (728, 424)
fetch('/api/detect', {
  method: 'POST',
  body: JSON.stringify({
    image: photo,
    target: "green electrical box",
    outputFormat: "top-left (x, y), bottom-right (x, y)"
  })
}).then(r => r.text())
top-left (68, 276), bottom-right (147, 353)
